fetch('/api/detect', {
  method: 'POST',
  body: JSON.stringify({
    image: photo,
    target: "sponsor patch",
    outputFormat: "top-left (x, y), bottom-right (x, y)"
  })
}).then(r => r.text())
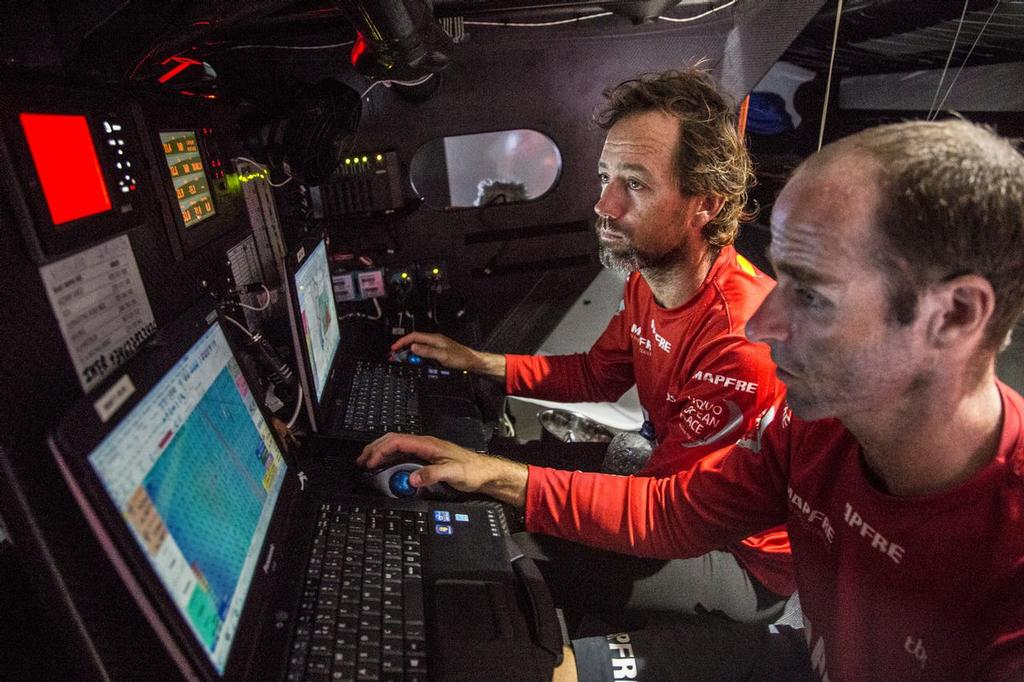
top-left (678, 398), bottom-right (744, 447)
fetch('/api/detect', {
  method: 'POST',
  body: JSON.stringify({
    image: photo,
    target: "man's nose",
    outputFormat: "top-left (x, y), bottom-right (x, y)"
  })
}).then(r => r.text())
top-left (746, 286), bottom-right (788, 345)
top-left (594, 184), bottom-right (622, 219)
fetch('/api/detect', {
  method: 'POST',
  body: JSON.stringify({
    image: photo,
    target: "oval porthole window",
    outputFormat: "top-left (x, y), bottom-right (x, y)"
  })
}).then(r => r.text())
top-left (410, 129), bottom-right (561, 209)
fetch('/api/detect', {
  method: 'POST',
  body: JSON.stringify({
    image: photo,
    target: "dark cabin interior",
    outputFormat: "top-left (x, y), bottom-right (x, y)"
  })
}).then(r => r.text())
top-left (1, 0), bottom-right (1022, 678)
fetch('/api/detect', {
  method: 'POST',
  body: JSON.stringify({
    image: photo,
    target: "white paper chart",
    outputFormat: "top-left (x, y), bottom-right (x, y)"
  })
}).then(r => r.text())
top-left (40, 234), bottom-right (157, 391)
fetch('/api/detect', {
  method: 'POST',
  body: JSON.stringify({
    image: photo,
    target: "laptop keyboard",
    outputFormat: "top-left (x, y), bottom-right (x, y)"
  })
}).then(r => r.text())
top-left (288, 503), bottom-right (429, 682)
top-left (342, 362), bottom-right (422, 435)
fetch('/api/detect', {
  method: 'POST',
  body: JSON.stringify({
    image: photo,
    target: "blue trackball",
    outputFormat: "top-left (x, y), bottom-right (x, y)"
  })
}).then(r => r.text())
top-left (389, 470), bottom-right (416, 497)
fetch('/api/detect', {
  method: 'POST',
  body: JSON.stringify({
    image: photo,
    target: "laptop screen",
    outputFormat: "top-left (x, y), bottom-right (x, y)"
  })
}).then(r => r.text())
top-left (86, 322), bottom-right (288, 674)
top-left (293, 239), bottom-right (341, 402)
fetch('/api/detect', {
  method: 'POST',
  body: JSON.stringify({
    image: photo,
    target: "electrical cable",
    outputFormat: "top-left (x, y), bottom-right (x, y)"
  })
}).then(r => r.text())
top-left (397, 310), bottom-right (416, 332)
top-left (931, 0), bottom-right (1002, 120)
top-left (286, 385), bottom-right (304, 429)
top-left (658, 0), bottom-right (740, 23)
top-left (427, 289), bottom-right (439, 323)
top-left (816, 0), bottom-right (845, 152)
top-left (927, 0), bottom-right (972, 120)
top-left (235, 284), bottom-right (272, 311)
top-left (338, 297), bottom-right (384, 322)
top-left (222, 40), bottom-right (354, 51)
top-left (223, 313), bottom-right (255, 340)
top-left (464, 11), bottom-right (612, 27)
top-left (234, 155), bottom-right (266, 168)
top-left (360, 73), bottom-right (436, 99)
top-left (460, 0), bottom-right (737, 28)
top-left (233, 156), bottom-right (293, 187)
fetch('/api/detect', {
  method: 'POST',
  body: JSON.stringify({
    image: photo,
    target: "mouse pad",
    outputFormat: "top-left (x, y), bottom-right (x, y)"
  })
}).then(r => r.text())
top-left (432, 579), bottom-right (514, 641)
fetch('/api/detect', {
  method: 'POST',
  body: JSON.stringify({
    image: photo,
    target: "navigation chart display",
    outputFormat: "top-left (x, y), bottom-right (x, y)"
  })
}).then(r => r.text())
top-left (87, 323), bottom-right (286, 673)
top-left (295, 240), bottom-right (340, 401)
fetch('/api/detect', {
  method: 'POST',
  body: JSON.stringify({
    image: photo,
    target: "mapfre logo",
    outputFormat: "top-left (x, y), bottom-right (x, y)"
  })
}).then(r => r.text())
top-left (691, 370), bottom-right (758, 394)
top-left (606, 633), bottom-right (638, 680)
top-left (629, 323), bottom-right (652, 354)
top-left (649, 320), bottom-right (671, 352)
top-left (630, 320), bottom-right (671, 355)
top-left (787, 486), bottom-right (835, 544)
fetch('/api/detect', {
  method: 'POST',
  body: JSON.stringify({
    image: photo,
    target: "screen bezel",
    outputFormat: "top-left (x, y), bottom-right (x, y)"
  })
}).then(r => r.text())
top-left (292, 238), bottom-right (341, 403)
top-left (48, 302), bottom-right (301, 680)
top-left (154, 126), bottom-right (227, 257)
top-left (20, 112), bottom-right (113, 226)
top-left (280, 233), bottom-right (344, 433)
top-left (0, 84), bottom-right (150, 263)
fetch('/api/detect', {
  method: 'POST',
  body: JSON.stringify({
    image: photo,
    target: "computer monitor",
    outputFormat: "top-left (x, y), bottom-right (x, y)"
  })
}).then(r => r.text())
top-left (141, 104), bottom-right (242, 260)
top-left (82, 320), bottom-right (287, 673)
top-left (291, 238), bottom-right (341, 402)
top-left (1, 82), bottom-right (153, 261)
top-left (20, 113), bottom-right (113, 225)
top-left (158, 130), bottom-right (217, 229)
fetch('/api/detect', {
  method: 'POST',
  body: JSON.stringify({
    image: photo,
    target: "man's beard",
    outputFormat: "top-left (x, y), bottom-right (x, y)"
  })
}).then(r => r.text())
top-left (595, 216), bottom-right (686, 274)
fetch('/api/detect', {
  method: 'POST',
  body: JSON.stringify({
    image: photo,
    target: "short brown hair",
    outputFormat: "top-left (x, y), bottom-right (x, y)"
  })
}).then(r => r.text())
top-left (836, 120), bottom-right (1024, 351)
top-left (594, 68), bottom-right (753, 247)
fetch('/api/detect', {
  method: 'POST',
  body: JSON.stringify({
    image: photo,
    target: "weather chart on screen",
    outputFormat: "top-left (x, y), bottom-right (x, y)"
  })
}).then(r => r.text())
top-left (159, 131), bottom-right (216, 228)
top-left (87, 324), bottom-right (286, 673)
top-left (295, 240), bottom-right (341, 401)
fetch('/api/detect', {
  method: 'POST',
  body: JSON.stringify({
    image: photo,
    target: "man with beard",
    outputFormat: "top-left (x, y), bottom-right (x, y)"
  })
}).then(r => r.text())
top-left (389, 69), bottom-right (792, 626)
top-left (362, 119), bottom-right (1024, 680)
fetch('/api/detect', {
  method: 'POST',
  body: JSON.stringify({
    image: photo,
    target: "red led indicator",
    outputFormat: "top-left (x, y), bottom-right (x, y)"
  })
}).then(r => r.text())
top-left (351, 33), bottom-right (368, 66)
top-left (19, 113), bottom-right (112, 225)
top-left (158, 56), bottom-right (201, 84)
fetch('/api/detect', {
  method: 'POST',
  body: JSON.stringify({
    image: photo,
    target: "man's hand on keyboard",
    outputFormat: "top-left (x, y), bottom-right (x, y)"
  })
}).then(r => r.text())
top-left (357, 433), bottom-right (529, 508)
top-left (391, 332), bottom-right (507, 380)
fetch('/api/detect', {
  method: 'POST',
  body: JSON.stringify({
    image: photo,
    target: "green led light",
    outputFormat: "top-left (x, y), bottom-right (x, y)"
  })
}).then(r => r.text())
top-left (431, 267), bottom-right (440, 275)
top-left (362, 155), bottom-right (368, 163)
top-left (345, 158), bottom-right (351, 165)
top-left (401, 272), bottom-right (409, 279)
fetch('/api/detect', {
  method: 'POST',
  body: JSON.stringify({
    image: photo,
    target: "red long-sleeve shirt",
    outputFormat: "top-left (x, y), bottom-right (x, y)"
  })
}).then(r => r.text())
top-left (526, 382), bottom-right (1024, 680)
top-left (506, 246), bottom-right (792, 595)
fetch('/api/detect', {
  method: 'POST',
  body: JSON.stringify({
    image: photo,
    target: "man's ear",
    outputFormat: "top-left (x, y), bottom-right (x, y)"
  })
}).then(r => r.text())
top-left (925, 274), bottom-right (995, 349)
top-left (692, 195), bottom-right (726, 228)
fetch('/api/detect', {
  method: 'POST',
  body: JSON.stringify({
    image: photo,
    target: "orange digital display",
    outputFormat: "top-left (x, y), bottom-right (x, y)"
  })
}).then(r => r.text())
top-left (20, 113), bottom-right (112, 225)
top-left (159, 130), bottom-right (216, 229)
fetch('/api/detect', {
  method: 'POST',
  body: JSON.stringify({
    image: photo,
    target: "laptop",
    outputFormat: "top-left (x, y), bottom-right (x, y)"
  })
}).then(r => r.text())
top-left (48, 301), bottom-right (560, 681)
top-left (281, 235), bottom-right (489, 451)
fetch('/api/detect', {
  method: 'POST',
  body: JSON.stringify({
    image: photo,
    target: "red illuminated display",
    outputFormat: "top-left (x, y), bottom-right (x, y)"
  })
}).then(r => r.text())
top-left (20, 113), bottom-right (112, 225)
